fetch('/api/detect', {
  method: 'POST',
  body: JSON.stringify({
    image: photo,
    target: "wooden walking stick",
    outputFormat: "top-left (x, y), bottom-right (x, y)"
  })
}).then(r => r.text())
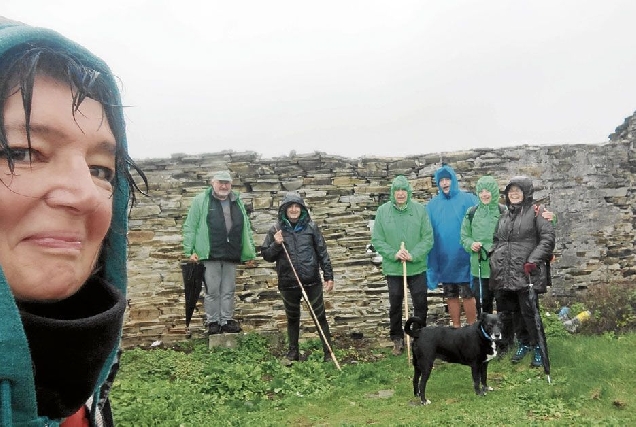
top-left (401, 242), bottom-right (411, 365)
top-left (281, 242), bottom-right (342, 371)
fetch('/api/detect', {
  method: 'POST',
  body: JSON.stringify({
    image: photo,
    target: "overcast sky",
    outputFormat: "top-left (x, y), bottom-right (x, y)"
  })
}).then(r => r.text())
top-left (5, 1), bottom-right (636, 160)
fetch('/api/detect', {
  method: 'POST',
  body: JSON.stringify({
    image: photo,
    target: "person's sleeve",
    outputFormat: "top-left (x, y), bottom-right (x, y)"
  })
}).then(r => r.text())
top-left (460, 207), bottom-right (474, 253)
top-left (370, 207), bottom-right (396, 261)
top-left (410, 207), bottom-right (434, 262)
top-left (528, 213), bottom-right (556, 264)
top-left (260, 225), bottom-right (282, 262)
top-left (239, 199), bottom-right (257, 261)
top-left (313, 225), bottom-right (333, 281)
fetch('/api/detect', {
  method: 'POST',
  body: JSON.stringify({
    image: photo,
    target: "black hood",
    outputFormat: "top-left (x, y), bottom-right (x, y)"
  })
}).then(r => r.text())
top-left (278, 192), bottom-right (309, 220)
top-left (504, 175), bottom-right (534, 206)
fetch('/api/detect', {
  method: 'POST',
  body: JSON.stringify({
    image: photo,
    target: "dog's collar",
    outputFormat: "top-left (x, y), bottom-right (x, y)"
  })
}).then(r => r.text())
top-left (479, 324), bottom-right (492, 340)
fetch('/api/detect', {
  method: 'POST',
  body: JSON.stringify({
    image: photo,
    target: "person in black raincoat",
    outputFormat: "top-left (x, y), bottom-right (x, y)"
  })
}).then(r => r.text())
top-left (489, 176), bottom-right (555, 367)
top-left (261, 193), bottom-right (335, 362)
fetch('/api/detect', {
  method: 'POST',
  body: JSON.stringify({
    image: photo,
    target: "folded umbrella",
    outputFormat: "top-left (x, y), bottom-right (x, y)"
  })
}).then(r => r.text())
top-left (180, 261), bottom-right (206, 328)
top-left (527, 273), bottom-right (551, 383)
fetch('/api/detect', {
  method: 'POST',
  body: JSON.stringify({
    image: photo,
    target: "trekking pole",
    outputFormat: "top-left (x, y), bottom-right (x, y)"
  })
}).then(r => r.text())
top-left (477, 248), bottom-right (486, 315)
top-left (280, 242), bottom-right (341, 371)
top-left (401, 242), bottom-right (411, 365)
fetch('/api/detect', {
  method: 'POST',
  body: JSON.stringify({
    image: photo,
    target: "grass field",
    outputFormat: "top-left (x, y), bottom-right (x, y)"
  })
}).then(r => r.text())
top-left (111, 330), bottom-right (636, 426)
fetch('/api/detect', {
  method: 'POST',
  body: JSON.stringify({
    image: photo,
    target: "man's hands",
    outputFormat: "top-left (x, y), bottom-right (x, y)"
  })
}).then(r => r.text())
top-left (471, 241), bottom-right (483, 252)
top-left (395, 247), bottom-right (412, 262)
top-left (274, 229), bottom-right (284, 245)
top-left (189, 253), bottom-right (199, 262)
top-left (324, 280), bottom-right (334, 293)
top-left (524, 262), bottom-right (537, 276)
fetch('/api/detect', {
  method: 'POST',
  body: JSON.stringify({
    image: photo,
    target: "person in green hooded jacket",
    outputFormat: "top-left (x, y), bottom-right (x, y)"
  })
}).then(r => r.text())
top-left (0, 16), bottom-right (147, 426)
top-left (182, 171), bottom-right (256, 335)
top-left (371, 175), bottom-right (434, 356)
top-left (460, 176), bottom-right (502, 316)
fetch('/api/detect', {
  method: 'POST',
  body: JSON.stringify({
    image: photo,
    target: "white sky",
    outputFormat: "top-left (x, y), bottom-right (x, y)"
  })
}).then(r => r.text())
top-left (5, 1), bottom-right (636, 160)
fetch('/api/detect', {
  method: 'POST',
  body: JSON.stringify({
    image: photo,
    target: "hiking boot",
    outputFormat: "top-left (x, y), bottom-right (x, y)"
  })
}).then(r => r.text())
top-left (286, 346), bottom-right (299, 362)
top-left (392, 337), bottom-right (404, 356)
top-left (207, 322), bottom-right (221, 335)
top-left (530, 346), bottom-right (543, 368)
top-left (221, 320), bottom-right (242, 333)
top-left (511, 344), bottom-right (531, 363)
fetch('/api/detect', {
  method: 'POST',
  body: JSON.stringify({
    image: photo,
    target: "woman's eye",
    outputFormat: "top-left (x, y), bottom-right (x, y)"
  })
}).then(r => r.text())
top-left (90, 165), bottom-right (115, 183)
top-left (1, 147), bottom-right (33, 162)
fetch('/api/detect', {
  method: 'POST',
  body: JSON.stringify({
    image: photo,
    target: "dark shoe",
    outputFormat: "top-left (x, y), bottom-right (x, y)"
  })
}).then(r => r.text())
top-left (221, 320), bottom-right (242, 333)
top-left (530, 346), bottom-right (543, 368)
top-left (286, 346), bottom-right (300, 362)
top-left (392, 337), bottom-right (404, 356)
top-left (511, 344), bottom-right (531, 363)
top-left (207, 322), bottom-right (221, 335)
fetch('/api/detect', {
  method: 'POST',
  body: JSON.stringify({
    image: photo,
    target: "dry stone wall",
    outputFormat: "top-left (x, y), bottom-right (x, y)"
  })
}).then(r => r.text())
top-left (124, 113), bottom-right (636, 348)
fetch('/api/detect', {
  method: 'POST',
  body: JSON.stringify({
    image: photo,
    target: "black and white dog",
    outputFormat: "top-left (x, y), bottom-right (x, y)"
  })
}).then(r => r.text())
top-left (404, 312), bottom-right (503, 405)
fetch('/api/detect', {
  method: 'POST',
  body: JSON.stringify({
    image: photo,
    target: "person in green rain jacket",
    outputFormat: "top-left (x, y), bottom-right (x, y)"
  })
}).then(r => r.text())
top-left (182, 171), bottom-right (256, 335)
top-left (460, 175), bottom-right (502, 316)
top-left (371, 175), bottom-right (434, 356)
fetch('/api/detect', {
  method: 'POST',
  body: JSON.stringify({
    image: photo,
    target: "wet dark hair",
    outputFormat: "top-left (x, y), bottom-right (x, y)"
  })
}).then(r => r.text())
top-left (0, 45), bottom-right (148, 205)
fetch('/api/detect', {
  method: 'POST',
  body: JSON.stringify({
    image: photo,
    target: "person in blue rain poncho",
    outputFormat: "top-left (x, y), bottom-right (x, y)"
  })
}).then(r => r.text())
top-left (426, 164), bottom-right (479, 328)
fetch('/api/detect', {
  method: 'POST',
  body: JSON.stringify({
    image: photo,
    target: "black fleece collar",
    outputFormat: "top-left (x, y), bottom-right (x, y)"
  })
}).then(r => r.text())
top-left (17, 277), bottom-right (126, 419)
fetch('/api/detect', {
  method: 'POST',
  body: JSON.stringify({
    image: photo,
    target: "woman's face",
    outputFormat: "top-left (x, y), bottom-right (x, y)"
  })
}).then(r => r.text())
top-left (507, 185), bottom-right (524, 204)
top-left (479, 188), bottom-right (492, 205)
top-left (0, 74), bottom-right (115, 301)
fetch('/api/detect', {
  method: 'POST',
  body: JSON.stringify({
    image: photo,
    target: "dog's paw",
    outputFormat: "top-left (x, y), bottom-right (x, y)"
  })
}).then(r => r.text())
top-left (421, 399), bottom-right (432, 405)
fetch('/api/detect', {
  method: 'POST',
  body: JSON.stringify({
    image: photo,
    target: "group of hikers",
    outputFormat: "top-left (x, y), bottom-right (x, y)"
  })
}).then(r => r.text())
top-left (372, 165), bottom-right (556, 368)
top-left (0, 17), bottom-right (555, 425)
top-left (182, 163), bottom-right (557, 373)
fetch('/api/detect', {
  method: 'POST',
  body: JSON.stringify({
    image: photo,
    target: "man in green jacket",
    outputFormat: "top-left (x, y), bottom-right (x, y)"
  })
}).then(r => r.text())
top-left (183, 171), bottom-right (256, 335)
top-left (371, 175), bottom-right (434, 355)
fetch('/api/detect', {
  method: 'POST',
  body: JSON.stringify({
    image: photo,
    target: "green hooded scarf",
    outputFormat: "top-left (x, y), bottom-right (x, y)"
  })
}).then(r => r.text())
top-left (0, 17), bottom-right (130, 426)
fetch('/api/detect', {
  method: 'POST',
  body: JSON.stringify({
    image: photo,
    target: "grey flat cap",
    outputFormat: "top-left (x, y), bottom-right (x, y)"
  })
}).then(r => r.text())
top-left (212, 171), bottom-right (233, 182)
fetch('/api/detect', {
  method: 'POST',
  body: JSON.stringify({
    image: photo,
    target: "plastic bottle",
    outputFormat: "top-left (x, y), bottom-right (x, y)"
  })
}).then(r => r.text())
top-left (558, 306), bottom-right (571, 321)
top-left (563, 310), bottom-right (591, 333)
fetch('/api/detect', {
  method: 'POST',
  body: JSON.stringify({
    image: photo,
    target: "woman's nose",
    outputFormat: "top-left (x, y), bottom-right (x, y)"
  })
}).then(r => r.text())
top-left (45, 157), bottom-right (107, 213)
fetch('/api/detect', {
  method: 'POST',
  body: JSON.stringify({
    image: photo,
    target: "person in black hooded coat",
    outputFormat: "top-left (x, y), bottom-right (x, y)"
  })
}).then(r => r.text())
top-left (261, 193), bottom-right (335, 362)
top-left (490, 176), bottom-right (555, 368)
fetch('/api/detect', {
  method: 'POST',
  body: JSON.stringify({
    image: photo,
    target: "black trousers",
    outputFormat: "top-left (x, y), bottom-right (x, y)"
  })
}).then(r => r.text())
top-left (496, 288), bottom-right (540, 347)
top-left (279, 284), bottom-right (332, 352)
top-left (471, 276), bottom-right (494, 314)
top-left (387, 273), bottom-right (428, 340)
